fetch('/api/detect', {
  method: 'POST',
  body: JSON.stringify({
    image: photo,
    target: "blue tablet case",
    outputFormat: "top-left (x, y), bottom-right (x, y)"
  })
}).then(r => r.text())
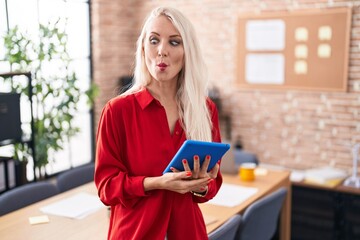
top-left (163, 140), bottom-right (231, 174)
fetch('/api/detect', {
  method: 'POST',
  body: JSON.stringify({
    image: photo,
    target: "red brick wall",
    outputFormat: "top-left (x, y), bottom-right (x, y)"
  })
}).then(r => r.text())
top-left (91, 0), bottom-right (360, 172)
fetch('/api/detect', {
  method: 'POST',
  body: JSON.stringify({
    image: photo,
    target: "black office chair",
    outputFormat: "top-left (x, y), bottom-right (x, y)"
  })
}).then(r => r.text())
top-left (0, 181), bottom-right (59, 216)
top-left (208, 214), bottom-right (242, 240)
top-left (235, 187), bottom-right (287, 240)
top-left (56, 163), bottom-right (95, 193)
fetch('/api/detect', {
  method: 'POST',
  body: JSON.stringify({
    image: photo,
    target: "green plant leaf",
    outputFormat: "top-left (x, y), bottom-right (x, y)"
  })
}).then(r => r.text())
top-left (2, 18), bottom-right (98, 172)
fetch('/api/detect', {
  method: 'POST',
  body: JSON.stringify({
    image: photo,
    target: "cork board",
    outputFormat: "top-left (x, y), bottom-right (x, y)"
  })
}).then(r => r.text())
top-left (237, 8), bottom-right (351, 92)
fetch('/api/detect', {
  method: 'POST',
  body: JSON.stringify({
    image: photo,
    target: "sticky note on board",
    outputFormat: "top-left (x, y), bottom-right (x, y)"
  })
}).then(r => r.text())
top-left (318, 26), bottom-right (332, 41)
top-left (295, 27), bottom-right (308, 41)
top-left (295, 44), bottom-right (308, 58)
top-left (294, 60), bottom-right (308, 74)
top-left (318, 44), bottom-right (331, 58)
top-left (29, 215), bottom-right (50, 225)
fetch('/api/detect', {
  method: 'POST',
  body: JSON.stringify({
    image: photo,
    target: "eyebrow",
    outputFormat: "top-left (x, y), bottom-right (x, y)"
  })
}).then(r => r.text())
top-left (150, 31), bottom-right (181, 38)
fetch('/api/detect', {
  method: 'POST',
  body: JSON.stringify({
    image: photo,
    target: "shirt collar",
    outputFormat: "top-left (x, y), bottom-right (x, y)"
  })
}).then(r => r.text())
top-left (135, 88), bottom-right (156, 110)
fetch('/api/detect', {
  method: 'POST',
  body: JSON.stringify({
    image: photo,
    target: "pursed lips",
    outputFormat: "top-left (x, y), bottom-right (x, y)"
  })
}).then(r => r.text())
top-left (157, 62), bottom-right (168, 71)
top-left (157, 63), bottom-right (168, 67)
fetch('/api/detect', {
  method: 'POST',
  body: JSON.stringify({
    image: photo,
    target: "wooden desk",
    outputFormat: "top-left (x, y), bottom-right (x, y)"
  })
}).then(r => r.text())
top-left (203, 169), bottom-right (291, 240)
top-left (0, 169), bottom-right (291, 240)
top-left (0, 182), bottom-right (108, 240)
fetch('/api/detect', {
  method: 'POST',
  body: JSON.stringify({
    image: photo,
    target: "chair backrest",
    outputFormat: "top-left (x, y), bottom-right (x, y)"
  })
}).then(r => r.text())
top-left (235, 187), bottom-right (287, 240)
top-left (0, 181), bottom-right (59, 216)
top-left (208, 214), bottom-right (242, 240)
top-left (233, 149), bottom-right (259, 166)
top-left (56, 163), bottom-right (94, 193)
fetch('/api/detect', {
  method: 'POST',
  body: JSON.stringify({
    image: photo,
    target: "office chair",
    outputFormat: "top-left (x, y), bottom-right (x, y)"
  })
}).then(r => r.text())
top-left (56, 163), bottom-right (95, 193)
top-left (0, 181), bottom-right (59, 216)
top-left (208, 214), bottom-right (242, 240)
top-left (235, 187), bottom-right (287, 240)
top-left (234, 149), bottom-right (259, 166)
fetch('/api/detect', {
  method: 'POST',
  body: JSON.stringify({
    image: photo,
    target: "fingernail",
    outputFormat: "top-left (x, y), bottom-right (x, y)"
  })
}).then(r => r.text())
top-left (194, 155), bottom-right (199, 161)
top-left (182, 159), bottom-right (187, 164)
top-left (206, 155), bottom-right (211, 160)
top-left (186, 171), bottom-right (192, 176)
top-left (170, 167), bottom-right (175, 171)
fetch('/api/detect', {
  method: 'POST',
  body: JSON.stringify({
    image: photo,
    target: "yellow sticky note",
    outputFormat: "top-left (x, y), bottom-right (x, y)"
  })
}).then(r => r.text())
top-left (29, 215), bottom-right (50, 225)
top-left (295, 27), bottom-right (308, 41)
top-left (318, 44), bottom-right (331, 58)
top-left (318, 26), bottom-right (332, 41)
top-left (294, 60), bottom-right (307, 74)
top-left (295, 44), bottom-right (308, 58)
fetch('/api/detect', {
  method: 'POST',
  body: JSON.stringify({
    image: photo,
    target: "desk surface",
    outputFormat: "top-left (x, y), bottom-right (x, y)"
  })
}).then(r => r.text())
top-left (0, 169), bottom-right (291, 240)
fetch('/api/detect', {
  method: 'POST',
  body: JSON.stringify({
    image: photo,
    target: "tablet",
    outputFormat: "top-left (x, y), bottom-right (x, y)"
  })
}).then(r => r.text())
top-left (163, 140), bottom-right (231, 174)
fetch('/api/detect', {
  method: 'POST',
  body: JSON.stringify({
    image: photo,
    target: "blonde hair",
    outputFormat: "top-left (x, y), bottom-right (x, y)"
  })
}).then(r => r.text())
top-left (126, 6), bottom-right (212, 141)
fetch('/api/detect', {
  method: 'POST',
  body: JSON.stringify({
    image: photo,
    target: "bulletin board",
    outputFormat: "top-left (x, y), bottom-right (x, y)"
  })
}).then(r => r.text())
top-left (236, 8), bottom-right (351, 92)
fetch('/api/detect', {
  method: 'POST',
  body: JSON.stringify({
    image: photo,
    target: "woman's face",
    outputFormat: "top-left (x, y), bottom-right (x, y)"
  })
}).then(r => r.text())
top-left (143, 15), bottom-right (184, 84)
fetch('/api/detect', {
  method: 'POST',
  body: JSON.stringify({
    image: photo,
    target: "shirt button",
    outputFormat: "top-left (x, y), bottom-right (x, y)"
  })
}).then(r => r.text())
top-left (175, 131), bottom-right (179, 135)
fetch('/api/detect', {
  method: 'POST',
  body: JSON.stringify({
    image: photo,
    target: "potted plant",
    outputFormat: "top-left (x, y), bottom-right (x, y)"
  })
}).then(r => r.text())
top-left (2, 19), bottom-right (98, 179)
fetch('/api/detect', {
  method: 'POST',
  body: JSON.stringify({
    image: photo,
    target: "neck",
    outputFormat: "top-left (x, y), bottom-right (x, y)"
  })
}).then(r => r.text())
top-left (147, 80), bottom-right (178, 103)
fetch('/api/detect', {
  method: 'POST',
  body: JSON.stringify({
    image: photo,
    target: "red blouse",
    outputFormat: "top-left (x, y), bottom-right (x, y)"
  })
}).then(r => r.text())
top-left (95, 88), bottom-right (223, 240)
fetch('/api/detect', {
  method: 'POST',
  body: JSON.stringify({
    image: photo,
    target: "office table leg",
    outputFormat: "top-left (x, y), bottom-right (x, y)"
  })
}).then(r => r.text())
top-left (280, 179), bottom-right (292, 240)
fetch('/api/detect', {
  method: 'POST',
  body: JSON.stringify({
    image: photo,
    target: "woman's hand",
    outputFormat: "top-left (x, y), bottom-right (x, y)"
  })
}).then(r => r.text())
top-left (143, 171), bottom-right (211, 194)
top-left (184, 155), bottom-right (219, 180)
top-left (173, 155), bottom-right (220, 194)
top-left (144, 155), bottom-right (220, 195)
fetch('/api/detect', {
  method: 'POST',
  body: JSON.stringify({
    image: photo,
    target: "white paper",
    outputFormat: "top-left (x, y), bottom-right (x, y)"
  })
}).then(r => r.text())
top-left (40, 192), bottom-right (105, 219)
top-left (207, 183), bottom-right (258, 207)
top-left (290, 170), bottom-right (305, 182)
top-left (305, 167), bottom-right (347, 184)
top-left (245, 54), bottom-right (285, 84)
top-left (246, 19), bottom-right (285, 51)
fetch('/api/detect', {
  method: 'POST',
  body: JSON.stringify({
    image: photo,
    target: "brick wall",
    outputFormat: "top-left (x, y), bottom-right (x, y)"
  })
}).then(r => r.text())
top-left (91, 0), bottom-right (360, 172)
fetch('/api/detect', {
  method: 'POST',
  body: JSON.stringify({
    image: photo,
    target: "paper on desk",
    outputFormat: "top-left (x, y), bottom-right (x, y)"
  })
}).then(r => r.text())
top-left (207, 183), bottom-right (258, 207)
top-left (40, 192), bottom-right (105, 219)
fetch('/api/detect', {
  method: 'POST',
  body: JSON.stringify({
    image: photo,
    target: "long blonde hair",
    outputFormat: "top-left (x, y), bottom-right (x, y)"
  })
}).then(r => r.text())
top-left (126, 6), bottom-right (212, 141)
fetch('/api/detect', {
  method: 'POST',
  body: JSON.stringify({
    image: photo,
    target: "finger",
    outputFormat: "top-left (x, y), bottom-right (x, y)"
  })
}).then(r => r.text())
top-left (208, 163), bottom-right (220, 178)
top-left (193, 155), bottom-right (200, 178)
top-left (200, 155), bottom-right (211, 174)
top-left (170, 166), bottom-right (193, 179)
top-left (172, 170), bottom-right (192, 179)
top-left (170, 167), bottom-right (179, 173)
top-left (191, 185), bottom-right (208, 193)
top-left (187, 177), bottom-right (211, 188)
top-left (185, 178), bottom-right (212, 193)
top-left (182, 159), bottom-right (192, 173)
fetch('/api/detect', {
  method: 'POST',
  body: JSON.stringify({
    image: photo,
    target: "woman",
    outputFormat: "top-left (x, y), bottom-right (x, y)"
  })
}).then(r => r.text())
top-left (95, 6), bottom-right (223, 240)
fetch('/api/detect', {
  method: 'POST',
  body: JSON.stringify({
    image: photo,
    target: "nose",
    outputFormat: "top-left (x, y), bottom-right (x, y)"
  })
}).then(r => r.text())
top-left (157, 42), bottom-right (168, 57)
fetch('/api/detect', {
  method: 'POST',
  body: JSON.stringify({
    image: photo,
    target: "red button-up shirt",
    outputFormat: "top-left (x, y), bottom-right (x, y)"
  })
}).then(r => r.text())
top-left (95, 88), bottom-right (222, 240)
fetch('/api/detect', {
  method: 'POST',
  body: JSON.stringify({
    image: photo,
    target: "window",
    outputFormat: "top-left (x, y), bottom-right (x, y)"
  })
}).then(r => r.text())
top-left (0, 0), bottom-right (92, 181)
